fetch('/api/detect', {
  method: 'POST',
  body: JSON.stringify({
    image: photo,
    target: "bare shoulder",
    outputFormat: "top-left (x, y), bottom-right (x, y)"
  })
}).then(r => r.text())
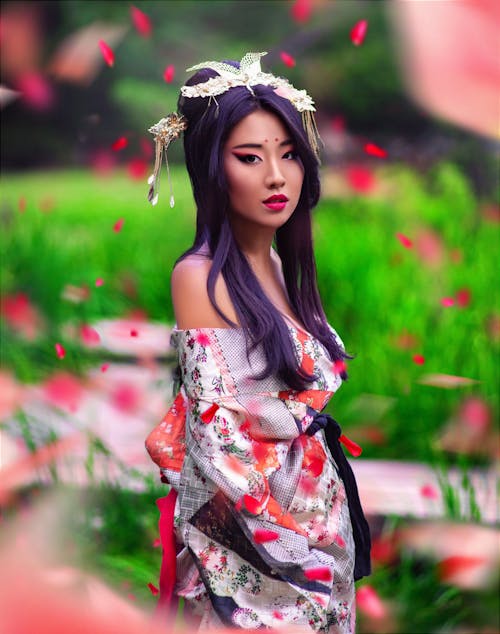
top-left (171, 254), bottom-right (239, 329)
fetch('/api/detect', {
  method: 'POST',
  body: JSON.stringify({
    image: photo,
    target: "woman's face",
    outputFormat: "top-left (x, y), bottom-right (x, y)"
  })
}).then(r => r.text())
top-left (223, 109), bottom-right (304, 231)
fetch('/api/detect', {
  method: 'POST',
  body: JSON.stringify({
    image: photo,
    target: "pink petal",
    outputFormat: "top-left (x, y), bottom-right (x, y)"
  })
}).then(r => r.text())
top-left (147, 582), bottom-right (159, 595)
top-left (95, 278), bottom-right (104, 287)
top-left (280, 51), bottom-right (296, 68)
top-left (350, 19), bottom-right (368, 46)
top-left (291, 0), bottom-right (313, 23)
top-left (273, 611), bottom-right (284, 620)
top-left (459, 397), bottom-right (491, 432)
top-left (441, 297), bottom-right (455, 307)
top-left (334, 534), bottom-right (346, 548)
top-left (18, 197), bottom-right (27, 212)
top-left (130, 329), bottom-right (138, 337)
top-left (42, 371), bottom-right (83, 411)
top-left (333, 359), bottom-right (346, 374)
top-left (111, 136), bottom-right (127, 151)
top-left (152, 538), bottom-right (161, 548)
top-left (253, 529), bottom-right (280, 544)
top-left (55, 342), bottom-right (66, 359)
top-left (364, 142), bottom-right (387, 158)
top-left (113, 218), bottom-right (124, 232)
top-left (16, 72), bottom-right (55, 111)
top-left (98, 40), bottom-right (114, 67)
top-left (356, 585), bottom-right (386, 619)
top-left (304, 566), bottom-right (332, 582)
top-left (131, 6), bottom-right (152, 37)
top-left (415, 228), bottom-right (445, 267)
top-left (100, 363), bottom-right (109, 372)
top-left (420, 483), bottom-right (439, 499)
top-left (438, 556), bottom-right (487, 584)
top-left (396, 232), bottom-right (413, 248)
top-left (417, 373), bottom-right (479, 388)
top-left (330, 115), bottom-right (346, 132)
top-left (110, 382), bottom-right (141, 413)
top-left (346, 164), bottom-right (376, 193)
top-left (80, 324), bottom-right (100, 347)
top-left (163, 64), bottom-right (175, 83)
top-left (413, 354), bottom-right (425, 365)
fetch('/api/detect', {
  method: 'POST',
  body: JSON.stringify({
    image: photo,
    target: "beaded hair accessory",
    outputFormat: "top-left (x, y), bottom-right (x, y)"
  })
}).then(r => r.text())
top-left (147, 51), bottom-right (321, 207)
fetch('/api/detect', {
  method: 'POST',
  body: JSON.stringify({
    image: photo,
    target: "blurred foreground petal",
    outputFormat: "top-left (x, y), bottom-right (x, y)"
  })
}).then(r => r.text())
top-left (417, 373), bottom-right (479, 388)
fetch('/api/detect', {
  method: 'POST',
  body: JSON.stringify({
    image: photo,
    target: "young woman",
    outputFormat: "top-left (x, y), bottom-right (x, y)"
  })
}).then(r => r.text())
top-left (146, 52), bottom-right (371, 633)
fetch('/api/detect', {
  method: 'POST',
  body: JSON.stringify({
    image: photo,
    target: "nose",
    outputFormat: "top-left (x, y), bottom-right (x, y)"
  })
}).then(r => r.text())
top-left (264, 159), bottom-right (286, 189)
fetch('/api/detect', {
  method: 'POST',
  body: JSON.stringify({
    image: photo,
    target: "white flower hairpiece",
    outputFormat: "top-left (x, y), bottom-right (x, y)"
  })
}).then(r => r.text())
top-left (181, 51), bottom-right (316, 113)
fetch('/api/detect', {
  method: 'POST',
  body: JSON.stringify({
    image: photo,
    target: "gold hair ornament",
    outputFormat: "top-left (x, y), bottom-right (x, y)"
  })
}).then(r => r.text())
top-left (147, 113), bottom-right (187, 207)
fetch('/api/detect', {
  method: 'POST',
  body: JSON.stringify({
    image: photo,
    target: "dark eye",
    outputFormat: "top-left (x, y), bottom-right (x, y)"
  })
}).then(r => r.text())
top-left (235, 154), bottom-right (260, 164)
top-left (283, 150), bottom-right (298, 160)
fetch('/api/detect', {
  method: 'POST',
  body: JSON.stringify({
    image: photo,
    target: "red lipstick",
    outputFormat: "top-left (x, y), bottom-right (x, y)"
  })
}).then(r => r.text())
top-left (263, 194), bottom-right (288, 211)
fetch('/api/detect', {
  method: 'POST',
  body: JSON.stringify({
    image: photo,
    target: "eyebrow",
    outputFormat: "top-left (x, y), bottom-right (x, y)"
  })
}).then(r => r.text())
top-left (231, 138), bottom-right (294, 150)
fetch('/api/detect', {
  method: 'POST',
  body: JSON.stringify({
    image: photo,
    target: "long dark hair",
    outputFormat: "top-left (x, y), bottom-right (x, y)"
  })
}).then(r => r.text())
top-left (174, 60), bottom-right (354, 391)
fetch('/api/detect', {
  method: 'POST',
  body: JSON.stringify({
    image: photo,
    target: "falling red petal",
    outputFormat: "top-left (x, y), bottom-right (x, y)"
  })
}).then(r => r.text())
top-left (101, 363), bottom-right (109, 372)
top-left (273, 611), bottom-right (284, 620)
top-left (339, 434), bottom-right (362, 457)
top-left (147, 582), bottom-right (159, 595)
top-left (330, 115), bottom-right (346, 132)
top-left (441, 297), bottom-right (455, 307)
top-left (95, 278), bottom-right (104, 287)
top-left (163, 64), bottom-right (175, 83)
top-left (113, 217), bottom-right (124, 232)
top-left (152, 538), bottom-right (161, 548)
top-left (131, 6), bottom-right (152, 37)
top-left (291, 0), bottom-right (313, 23)
top-left (98, 40), bottom-right (115, 67)
top-left (110, 382), bottom-right (141, 413)
top-left (42, 371), bottom-right (83, 412)
top-left (346, 164), bottom-right (376, 193)
top-left (130, 329), bottom-right (138, 337)
top-left (253, 529), bottom-right (280, 544)
top-left (304, 567), bottom-right (332, 582)
top-left (460, 397), bottom-right (491, 432)
top-left (350, 19), bottom-right (368, 46)
top-left (396, 232), bottom-right (413, 248)
top-left (417, 373), bottom-right (479, 388)
top-left (333, 359), bottom-right (346, 374)
top-left (18, 197), bottom-right (27, 212)
top-left (16, 72), bottom-right (55, 111)
top-left (413, 354), bottom-right (425, 365)
top-left (356, 585), bottom-right (386, 619)
top-left (280, 51), bottom-right (296, 68)
top-left (455, 288), bottom-right (471, 307)
top-left (420, 483), bottom-right (439, 499)
top-left (127, 157), bottom-right (148, 180)
top-left (111, 137), bottom-right (127, 151)
top-left (55, 342), bottom-right (66, 359)
top-left (364, 143), bottom-right (387, 158)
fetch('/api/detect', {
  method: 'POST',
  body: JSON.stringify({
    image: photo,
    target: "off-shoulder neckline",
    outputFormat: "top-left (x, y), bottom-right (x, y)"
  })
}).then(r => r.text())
top-left (171, 319), bottom-right (310, 339)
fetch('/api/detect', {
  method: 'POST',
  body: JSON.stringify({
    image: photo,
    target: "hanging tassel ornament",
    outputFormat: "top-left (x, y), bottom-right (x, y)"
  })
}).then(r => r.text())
top-left (147, 113), bottom-right (187, 207)
top-left (301, 110), bottom-right (323, 163)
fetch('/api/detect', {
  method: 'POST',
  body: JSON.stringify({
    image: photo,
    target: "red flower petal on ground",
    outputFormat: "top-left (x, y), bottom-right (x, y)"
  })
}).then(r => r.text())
top-left (455, 287), bottom-right (471, 307)
top-left (346, 164), bottom-right (375, 193)
top-left (80, 324), bottom-right (100, 346)
top-left (356, 585), bottom-right (386, 619)
top-left (111, 137), bottom-right (127, 151)
top-left (98, 40), bottom-right (115, 67)
top-left (127, 157), bottom-right (148, 180)
top-left (43, 371), bottom-right (83, 412)
top-left (131, 6), bottom-right (152, 37)
top-left (304, 567), bottom-right (332, 582)
top-left (55, 342), bottom-right (66, 359)
top-left (413, 354), bottom-right (425, 365)
top-left (441, 297), bottom-right (455, 307)
top-left (253, 529), bottom-right (280, 544)
top-left (200, 402), bottom-right (219, 423)
top-left (163, 64), bottom-right (175, 83)
top-left (147, 582), bottom-right (159, 595)
top-left (438, 555), bottom-right (487, 583)
top-left (280, 51), bottom-right (296, 68)
top-left (350, 19), bottom-right (368, 46)
top-left (291, 0), bottom-right (313, 23)
top-left (243, 495), bottom-right (263, 515)
top-left (113, 217), bottom-right (124, 232)
top-left (420, 483), bottom-right (439, 499)
top-left (396, 232), bottom-right (413, 248)
top-left (364, 142), bottom-right (387, 158)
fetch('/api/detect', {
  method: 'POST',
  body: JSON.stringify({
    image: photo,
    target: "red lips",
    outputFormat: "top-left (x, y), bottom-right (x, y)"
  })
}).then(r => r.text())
top-left (263, 194), bottom-right (289, 203)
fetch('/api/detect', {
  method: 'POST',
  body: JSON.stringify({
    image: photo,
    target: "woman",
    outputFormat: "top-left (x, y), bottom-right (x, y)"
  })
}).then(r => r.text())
top-left (146, 52), bottom-right (371, 633)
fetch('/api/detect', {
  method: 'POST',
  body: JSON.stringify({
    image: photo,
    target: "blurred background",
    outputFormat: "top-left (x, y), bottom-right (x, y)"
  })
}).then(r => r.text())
top-left (1, 1), bottom-right (499, 633)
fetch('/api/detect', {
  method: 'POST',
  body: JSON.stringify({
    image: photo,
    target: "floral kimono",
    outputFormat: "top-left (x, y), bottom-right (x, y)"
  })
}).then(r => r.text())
top-left (146, 323), bottom-right (370, 633)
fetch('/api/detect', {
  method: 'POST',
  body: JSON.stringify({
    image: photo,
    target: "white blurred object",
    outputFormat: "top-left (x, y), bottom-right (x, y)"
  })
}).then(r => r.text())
top-left (389, 0), bottom-right (500, 139)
